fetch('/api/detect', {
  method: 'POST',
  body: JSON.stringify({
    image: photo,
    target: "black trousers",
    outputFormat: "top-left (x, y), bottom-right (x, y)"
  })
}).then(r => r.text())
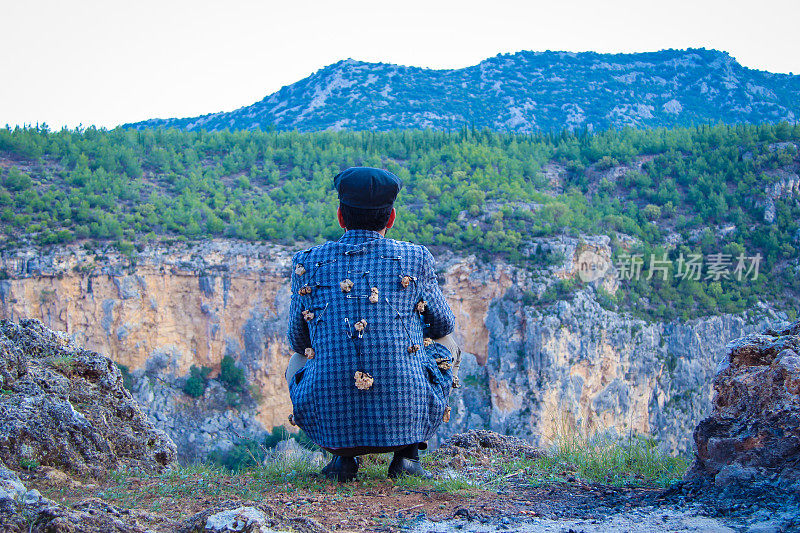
top-left (322, 445), bottom-right (406, 457)
top-left (322, 442), bottom-right (427, 457)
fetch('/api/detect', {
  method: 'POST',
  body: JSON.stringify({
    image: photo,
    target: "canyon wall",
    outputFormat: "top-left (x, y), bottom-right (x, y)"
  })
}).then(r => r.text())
top-left (0, 238), bottom-right (785, 460)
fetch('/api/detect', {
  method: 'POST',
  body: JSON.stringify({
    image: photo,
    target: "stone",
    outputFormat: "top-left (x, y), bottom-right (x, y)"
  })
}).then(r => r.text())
top-left (685, 320), bottom-right (800, 495)
top-left (0, 335), bottom-right (26, 390)
top-left (178, 501), bottom-right (320, 533)
top-left (204, 506), bottom-right (269, 532)
top-left (0, 460), bottom-right (26, 502)
top-left (30, 497), bottom-right (154, 532)
top-left (21, 489), bottom-right (40, 505)
top-left (0, 319), bottom-right (177, 477)
top-left (271, 438), bottom-right (325, 468)
top-left (0, 468), bottom-right (155, 533)
top-left (438, 429), bottom-right (542, 459)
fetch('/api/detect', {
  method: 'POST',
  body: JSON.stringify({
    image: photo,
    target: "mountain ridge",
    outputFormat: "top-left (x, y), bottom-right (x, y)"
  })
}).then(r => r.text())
top-left (126, 48), bottom-right (800, 133)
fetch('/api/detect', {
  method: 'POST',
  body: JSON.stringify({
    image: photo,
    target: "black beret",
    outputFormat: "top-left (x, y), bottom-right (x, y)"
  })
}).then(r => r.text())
top-left (333, 167), bottom-right (402, 209)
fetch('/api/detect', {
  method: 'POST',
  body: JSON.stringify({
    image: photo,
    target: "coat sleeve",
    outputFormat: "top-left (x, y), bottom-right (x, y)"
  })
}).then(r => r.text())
top-left (287, 252), bottom-right (311, 354)
top-left (419, 247), bottom-right (455, 339)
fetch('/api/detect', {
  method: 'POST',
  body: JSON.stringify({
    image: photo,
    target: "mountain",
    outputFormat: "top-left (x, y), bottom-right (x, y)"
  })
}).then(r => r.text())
top-left (126, 48), bottom-right (800, 133)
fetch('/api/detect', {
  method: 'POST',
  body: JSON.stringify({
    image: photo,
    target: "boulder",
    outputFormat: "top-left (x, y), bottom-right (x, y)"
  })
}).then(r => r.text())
top-left (685, 319), bottom-right (800, 493)
top-left (179, 501), bottom-right (326, 533)
top-left (437, 429), bottom-right (542, 459)
top-left (0, 319), bottom-right (177, 478)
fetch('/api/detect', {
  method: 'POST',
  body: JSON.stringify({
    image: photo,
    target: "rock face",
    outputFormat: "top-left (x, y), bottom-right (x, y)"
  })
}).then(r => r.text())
top-left (471, 290), bottom-right (783, 454)
top-left (0, 240), bottom-right (788, 460)
top-left (0, 319), bottom-right (177, 477)
top-left (0, 240), bottom-right (294, 463)
top-left (685, 320), bottom-right (800, 493)
top-left (127, 371), bottom-right (266, 463)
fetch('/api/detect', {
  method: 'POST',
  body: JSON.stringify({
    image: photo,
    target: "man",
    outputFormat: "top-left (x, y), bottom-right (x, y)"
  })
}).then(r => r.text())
top-left (285, 167), bottom-right (461, 482)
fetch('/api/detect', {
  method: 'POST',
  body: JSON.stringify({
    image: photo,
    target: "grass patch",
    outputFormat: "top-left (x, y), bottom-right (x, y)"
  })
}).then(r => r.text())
top-left (19, 458), bottom-right (40, 471)
top-left (46, 354), bottom-right (75, 372)
top-left (527, 432), bottom-right (688, 488)
top-left (394, 472), bottom-right (478, 496)
top-left (40, 449), bottom-right (482, 516)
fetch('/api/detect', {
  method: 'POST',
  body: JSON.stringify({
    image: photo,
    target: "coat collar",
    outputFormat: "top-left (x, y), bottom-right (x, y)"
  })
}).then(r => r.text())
top-left (337, 229), bottom-right (385, 244)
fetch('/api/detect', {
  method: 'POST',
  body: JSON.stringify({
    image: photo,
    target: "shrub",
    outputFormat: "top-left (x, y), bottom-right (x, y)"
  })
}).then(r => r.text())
top-left (208, 426), bottom-right (320, 472)
top-left (116, 363), bottom-right (135, 391)
top-left (642, 204), bottom-right (661, 221)
top-left (4, 168), bottom-right (32, 191)
top-left (219, 355), bottom-right (246, 392)
top-left (595, 156), bottom-right (619, 171)
top-left (183, 365), bottom-right (211, 397)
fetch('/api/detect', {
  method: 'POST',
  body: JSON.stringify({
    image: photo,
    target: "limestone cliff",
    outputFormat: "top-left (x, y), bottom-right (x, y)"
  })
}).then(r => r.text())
top-left (0, 238), bottom-right (786, 459)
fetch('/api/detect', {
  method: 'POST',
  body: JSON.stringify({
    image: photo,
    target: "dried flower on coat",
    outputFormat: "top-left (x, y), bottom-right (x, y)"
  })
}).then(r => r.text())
top-left (354, 371), bottom-right (374, 390)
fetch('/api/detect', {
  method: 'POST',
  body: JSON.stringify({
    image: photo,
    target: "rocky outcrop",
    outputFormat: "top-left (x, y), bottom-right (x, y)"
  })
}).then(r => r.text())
top-left (0, 240), bottom-right (788, 459)
top-left (0, 319), bottom-right (177, 477)
top-left (685, 320), bottom-right (800, 493)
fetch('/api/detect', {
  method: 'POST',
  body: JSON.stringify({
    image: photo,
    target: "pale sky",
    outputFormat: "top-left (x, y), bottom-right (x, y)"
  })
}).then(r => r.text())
top-left (2, 0), bottom-right (798, 130)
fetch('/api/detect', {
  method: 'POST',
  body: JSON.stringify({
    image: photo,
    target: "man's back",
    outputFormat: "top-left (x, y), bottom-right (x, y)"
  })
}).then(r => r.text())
top-left (287, 229), bottom-right (455, 449)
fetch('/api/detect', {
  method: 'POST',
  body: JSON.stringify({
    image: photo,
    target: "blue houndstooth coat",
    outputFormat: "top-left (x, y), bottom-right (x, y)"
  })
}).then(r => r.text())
top-left (286, 229), bottom-right (456, 449)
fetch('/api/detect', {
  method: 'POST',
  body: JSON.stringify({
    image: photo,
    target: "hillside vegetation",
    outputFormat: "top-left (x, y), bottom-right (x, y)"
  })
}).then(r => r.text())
top-left (0, 122), bottom-right (798, 321)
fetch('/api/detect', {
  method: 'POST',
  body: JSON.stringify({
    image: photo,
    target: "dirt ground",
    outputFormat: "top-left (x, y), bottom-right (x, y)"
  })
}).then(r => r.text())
top-left (24, 466), bottom-right (762, 532)
top-left (18, 431), bottom-right (796, 532)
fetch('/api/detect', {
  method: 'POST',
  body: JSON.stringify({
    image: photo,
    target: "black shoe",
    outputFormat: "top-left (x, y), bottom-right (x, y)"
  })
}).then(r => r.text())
top-left (388, 453), bottom-right (433, 479)
top-left (320, 455), bottom-right (359, 482)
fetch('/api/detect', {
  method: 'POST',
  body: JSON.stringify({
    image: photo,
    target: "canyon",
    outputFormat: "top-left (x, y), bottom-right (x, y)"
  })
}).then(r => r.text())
top-left (0, 237), bottom-right (787, 461)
